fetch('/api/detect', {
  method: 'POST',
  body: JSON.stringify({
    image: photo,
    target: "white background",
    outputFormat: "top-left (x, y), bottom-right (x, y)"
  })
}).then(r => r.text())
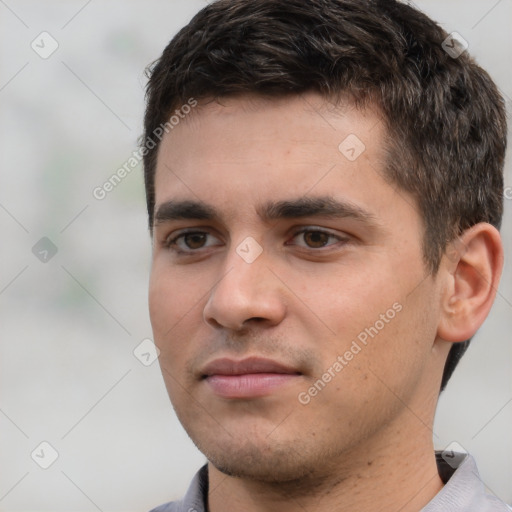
top-left (0, 1), bottom-right (511, 510)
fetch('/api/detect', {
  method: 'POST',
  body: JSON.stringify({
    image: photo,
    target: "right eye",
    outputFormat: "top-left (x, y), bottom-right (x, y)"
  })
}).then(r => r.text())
top-left (164, 230), bottom-right (223, 254)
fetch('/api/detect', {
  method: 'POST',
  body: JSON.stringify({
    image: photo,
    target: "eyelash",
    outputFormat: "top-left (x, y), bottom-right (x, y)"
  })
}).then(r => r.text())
top-left (163, 227), bottom-right (348, 254)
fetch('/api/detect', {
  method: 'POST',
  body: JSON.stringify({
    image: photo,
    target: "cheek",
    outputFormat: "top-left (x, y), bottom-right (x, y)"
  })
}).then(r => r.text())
top-left (335, 285), bottom-right (437, 406)
top-left (148, 270), bottom-right (172, 338)
top-left (149, 265), bottom-right (196, 356)
top-left (148, 262), bottom-right (216, 383)
top-left (149, 270), bottom-right (197, 395)
top-left (291, 263), bottom-right (400, 340)
top-left (149, 261), bottom-right (204, 331)
top-left (295, 261), bottom-right (427, 386)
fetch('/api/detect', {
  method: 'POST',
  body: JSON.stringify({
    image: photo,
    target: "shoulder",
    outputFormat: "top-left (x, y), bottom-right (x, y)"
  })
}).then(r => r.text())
top-left (148, 465), bottom-right (209, 512)
top-left (424, 453), bottom-right (510, 512)
top-left (149, 503), bottom-right (178, 512)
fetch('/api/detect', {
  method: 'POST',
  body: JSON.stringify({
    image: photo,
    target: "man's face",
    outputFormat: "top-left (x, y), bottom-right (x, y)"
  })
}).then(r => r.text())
top-left (149, 93), bottom-right (444, 481)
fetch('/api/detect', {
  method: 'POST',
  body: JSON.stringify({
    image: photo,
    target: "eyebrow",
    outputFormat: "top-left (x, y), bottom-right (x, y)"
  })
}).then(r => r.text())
top-left (154, 196), bottom-right (377, 226)
top-left (258, 196), bottom-right (377, 224)
top-left (154, 200), bottom-right (215, 224)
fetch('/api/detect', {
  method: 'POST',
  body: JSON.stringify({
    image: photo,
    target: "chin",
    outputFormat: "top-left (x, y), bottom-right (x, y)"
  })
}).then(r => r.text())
top-left (192, 432), bottom-right (317, 483)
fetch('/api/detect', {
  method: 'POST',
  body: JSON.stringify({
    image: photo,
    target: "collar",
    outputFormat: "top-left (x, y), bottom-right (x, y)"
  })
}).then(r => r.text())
top-left (155, 453), bottom-right (509, 512)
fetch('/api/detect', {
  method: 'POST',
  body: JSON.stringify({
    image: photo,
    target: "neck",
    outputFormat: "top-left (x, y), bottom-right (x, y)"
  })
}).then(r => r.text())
top-left (207, 413), bottom-right (444, 512)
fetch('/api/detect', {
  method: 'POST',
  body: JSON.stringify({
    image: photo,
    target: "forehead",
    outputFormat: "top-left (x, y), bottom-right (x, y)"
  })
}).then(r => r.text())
top-left (153, 93), bottom-right (409, 223)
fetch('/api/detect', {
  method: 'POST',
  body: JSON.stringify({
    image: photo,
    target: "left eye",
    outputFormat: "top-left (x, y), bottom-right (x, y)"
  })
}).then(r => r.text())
top-left (290, 229), bottom-right (344, 249)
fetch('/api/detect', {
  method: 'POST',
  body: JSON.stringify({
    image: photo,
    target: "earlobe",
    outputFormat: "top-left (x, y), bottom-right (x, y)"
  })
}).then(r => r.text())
top-left (437, 223), bottom-right (503, 343)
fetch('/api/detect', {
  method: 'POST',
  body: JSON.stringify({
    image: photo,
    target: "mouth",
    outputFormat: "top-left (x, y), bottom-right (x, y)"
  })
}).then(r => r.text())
top-left (200, 356), bottom-right (302, 399)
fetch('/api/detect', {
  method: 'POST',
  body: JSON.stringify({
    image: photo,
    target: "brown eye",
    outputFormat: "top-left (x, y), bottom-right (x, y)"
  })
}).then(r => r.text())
top-left (288, 228), bottom-right (345, 250)
top-left (184, 233), bottom-right (207, 249)
top-left (303, 231), bottom-right (330, 248)
top-left (165, 231), bottom-right (222, 253)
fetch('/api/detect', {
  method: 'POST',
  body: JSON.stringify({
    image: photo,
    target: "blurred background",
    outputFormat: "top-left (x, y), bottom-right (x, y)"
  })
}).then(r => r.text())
top-left (0, 1), bottom-right (510, 510)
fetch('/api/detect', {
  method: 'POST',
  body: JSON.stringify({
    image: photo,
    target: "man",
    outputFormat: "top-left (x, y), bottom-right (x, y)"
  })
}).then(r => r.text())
top-left (142, 0), bottom-right (509, 510)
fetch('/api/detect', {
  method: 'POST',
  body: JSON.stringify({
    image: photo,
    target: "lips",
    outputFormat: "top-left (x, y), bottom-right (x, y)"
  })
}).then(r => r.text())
top-left (200, 357), bottom-right (302, 399)
top-left (201, 357), bottom-right (301, 377)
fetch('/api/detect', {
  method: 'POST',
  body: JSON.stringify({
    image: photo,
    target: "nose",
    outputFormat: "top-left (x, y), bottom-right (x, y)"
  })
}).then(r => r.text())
top-left (203, 244), bottom-right (287, 331)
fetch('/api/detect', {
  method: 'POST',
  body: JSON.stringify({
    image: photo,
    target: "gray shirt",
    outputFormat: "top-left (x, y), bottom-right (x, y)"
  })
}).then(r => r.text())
top-left (150, 453), bottom-right (510, 512)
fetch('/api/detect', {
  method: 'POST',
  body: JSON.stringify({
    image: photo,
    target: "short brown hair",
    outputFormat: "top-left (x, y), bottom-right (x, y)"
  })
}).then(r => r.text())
top-left (142, 0), bottom-right (507, 390)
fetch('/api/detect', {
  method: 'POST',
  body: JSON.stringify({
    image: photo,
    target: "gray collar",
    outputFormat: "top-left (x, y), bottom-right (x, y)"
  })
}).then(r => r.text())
top-left (151, 453), bottom-right (510, 512)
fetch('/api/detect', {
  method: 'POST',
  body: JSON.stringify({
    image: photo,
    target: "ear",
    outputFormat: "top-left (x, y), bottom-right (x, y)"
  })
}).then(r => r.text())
top-left (437, 223), bottom-right (503, 343)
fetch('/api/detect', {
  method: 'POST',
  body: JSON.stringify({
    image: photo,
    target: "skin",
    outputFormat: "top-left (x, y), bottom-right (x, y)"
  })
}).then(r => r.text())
top-left (148, 93), bottom-right (503, 512)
